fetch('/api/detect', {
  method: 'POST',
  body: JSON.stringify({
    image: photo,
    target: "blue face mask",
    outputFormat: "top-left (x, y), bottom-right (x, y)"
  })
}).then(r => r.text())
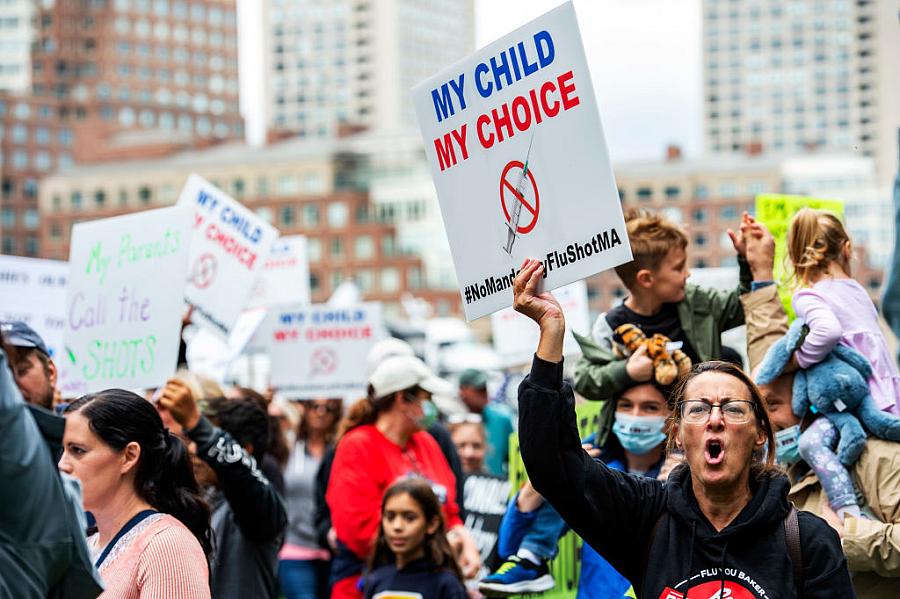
top-left (612, 413), bottom-right (666, 456)
top-left (774, 425), bottom-right (801, 465)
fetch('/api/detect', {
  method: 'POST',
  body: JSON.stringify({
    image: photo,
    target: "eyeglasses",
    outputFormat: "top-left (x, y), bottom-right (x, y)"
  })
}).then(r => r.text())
top-left (447, 413), bottom-right (483, 425)
top-left (679, 399), bottom-right (755, 425)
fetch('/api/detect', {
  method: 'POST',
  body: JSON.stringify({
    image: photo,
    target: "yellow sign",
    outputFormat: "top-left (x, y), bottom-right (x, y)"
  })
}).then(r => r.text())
top-left (755, 194), bottom-right (845, 319)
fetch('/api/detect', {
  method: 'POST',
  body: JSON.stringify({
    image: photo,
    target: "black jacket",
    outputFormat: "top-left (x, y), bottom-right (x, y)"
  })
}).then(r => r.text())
top-left (519, 355), bottom-right (855, 599)
top-left (188, 416), bottom-right (288, 599)
top-left (363, 558), bottom-right (467, 599)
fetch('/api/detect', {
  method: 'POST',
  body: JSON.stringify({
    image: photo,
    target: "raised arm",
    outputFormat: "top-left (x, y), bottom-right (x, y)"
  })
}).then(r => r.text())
top-left (513, 259), bottom-right (667, 583)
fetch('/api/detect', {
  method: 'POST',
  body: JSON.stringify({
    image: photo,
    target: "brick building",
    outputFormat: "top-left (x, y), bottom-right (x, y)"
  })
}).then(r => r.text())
top-left (1, 0), bottom-right (242, 257)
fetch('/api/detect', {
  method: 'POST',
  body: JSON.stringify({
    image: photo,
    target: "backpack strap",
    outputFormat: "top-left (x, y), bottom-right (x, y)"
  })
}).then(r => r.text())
top-left (784, 505), bottom-right (803, 597)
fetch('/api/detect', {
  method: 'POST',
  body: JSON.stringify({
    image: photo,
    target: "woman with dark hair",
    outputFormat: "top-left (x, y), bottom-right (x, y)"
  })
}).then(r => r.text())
top-left (278, 398), bottom-right (342, 599)
top-left (512, 258), bottom-right (853, 598)
top-left (326, 355), bottom-right (480, 599)
top-left (59, 389), bottom-right (212, 598)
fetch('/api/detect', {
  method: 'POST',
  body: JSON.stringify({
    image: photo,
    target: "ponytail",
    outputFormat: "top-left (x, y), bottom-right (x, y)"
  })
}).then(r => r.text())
top-left (787, 207), bottom-right (852, 287)
top-left (337, 385), bottom-right (397, 439)
top-left (65, 389), bottom-right (213, 557)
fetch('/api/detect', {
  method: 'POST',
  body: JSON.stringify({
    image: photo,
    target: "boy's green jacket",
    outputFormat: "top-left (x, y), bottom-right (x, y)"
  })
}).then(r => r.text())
top-left (573, 258), bottom-right (752, 404)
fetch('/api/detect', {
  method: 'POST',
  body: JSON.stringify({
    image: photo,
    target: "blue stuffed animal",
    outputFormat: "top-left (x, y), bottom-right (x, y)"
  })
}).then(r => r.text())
top-left (755, 318), bottom-right (900, 466)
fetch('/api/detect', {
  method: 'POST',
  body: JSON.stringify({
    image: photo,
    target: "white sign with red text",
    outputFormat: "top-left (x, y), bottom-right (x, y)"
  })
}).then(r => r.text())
top-left (491, 280), bottom-right (590, 366)
top-left (177, 174), bottom-right (279, 338)
top-left (412, 1), bottom-right (631, 320)
top-left (248, 235), bottom-right (310, 309)
top-left (268, 303), bottom-right (384, 398)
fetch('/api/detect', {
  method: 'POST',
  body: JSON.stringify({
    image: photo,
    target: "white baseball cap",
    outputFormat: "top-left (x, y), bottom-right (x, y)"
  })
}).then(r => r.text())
top-left (366, 337), bottom-right (415, 377)
top-left (369, 355), bottom-right (453, 399)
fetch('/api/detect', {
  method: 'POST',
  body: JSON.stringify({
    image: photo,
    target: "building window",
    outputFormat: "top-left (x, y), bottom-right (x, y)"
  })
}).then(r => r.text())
top-left (277, 175), bottom-right (299, 195)
top-left (307, 238), bottom-right (321, 262)
top-left (327, 202), bottom-right (348, 228)
top-left (255, 207), bottom-right (273, 223)
top-left (331, 237), bottom-right (344, 258)
top-left (232, 178), bottom-right (245, 197)
top-left (408, 267), bottom-right (422, 289)
top-left (2, 238), bottom-right (14, 253)
top-left (94, 190), bottom-right (106, 207)
top-left (50, 223), bottom-right (62, 239)
top-left (354, 235), bottom-right (374, 259)
top-left (25, 237), bottom-right (38, 256)
top-left (694, 233), bottom-right (707, 247)
top-left (303, 204), bottom-right (319, 227)
top-left (355, 269), bottom-right (374, 292)
top-left (636, 187), bottom-right (653, 201)
top-left (692, 208), bottom-right (707, 223)
top-left (23, 209), bottom-right (39, 230)
top-left (718, 181), bottom-right (737, 198)
top-left (1, 207), bottom-right (15, 228)
top-left (71, 191), bottom-right (83, 210)
top-left (138, 186), bottom-right (152, 204)
top-left (719, 205), bottom-right (738, 220)
top-left (118, 189), bottom-right (128, 206)
top-left (280, 206), bottom-right (294, 226)
top-left (382, 235), bottom-right (396, 257)
top-left (381, 268), bottom-right (400, 292)
top-left (664, 186), bottom-right (680, 199)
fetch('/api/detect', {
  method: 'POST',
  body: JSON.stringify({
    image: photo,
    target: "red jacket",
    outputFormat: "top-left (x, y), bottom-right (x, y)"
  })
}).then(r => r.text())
top-left (326, 424), bottom-right (462, 597)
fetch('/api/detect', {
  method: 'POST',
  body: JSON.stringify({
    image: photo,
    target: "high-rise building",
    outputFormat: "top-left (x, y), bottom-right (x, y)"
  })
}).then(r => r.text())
top-left (262, 0), bottom-right (474, 138)
top-left (0, 0), bottom-right (35, 93)
top-left (1, 0), bottom-right (243, 257)
top-left (701, 0), bottom-right (900, 184)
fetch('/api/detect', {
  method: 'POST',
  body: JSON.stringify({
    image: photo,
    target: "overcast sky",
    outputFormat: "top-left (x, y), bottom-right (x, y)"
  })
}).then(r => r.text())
top-left (476, 0), bottom-right (703, 162)
top-left (238, 0), bottom-right (703, 161)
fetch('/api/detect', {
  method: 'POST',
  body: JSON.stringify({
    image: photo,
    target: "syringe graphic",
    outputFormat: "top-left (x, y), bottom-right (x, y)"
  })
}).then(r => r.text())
top-left (503, 132), bottom-right (536, 256)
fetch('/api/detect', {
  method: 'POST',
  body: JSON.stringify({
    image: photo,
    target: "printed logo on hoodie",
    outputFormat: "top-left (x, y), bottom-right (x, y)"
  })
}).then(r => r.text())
top-left (659, 567), bottom-right (771, 599)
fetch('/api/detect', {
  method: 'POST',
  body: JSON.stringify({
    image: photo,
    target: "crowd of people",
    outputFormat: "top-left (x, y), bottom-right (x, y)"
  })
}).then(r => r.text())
top-left (2, 204), bottom-right (899, 599)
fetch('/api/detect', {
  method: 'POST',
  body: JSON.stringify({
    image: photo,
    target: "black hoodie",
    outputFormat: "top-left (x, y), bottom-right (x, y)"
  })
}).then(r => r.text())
top-left (519, 355), bottom-right (855, 599)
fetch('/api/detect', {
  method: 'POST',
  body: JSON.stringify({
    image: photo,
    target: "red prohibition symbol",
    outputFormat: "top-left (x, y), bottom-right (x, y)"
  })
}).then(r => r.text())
top-left (191, 253), bottom-right (217, 289)
top-left (500, 160), bottom-right (540, 234)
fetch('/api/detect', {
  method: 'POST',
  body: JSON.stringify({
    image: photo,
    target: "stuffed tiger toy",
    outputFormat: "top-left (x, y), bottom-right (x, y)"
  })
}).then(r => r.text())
top-left (615, 323), bottom-right (692, 386)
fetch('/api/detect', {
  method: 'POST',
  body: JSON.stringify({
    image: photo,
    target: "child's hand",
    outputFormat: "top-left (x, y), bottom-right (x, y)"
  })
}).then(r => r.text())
top-left (727, 211), bottom-right (759, 256)
top-left (626, 345), bottom-right (654, 382)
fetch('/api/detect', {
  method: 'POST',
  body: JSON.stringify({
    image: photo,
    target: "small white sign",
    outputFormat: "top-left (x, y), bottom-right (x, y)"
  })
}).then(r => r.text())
top-left (0, 255), bottom-right (68, 359)
top-left (268, 303), bottom-right (383, 398)
top-left (62, 206), bottom-right (192, 393)
top-left (177, 174), bottom-right (279, 338)
top-left (412, 1), bottom-right (631, 320)
top-left (248, 235), bottom-right (310, 309)
top-left (491, 279), bottom-right (590, 366)
top-left (186, 308), bottom-right (269, 383)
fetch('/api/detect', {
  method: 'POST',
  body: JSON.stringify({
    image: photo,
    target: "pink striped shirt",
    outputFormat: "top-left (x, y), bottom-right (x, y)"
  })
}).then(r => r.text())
top-left (88, 513), bottom-right (210, 599)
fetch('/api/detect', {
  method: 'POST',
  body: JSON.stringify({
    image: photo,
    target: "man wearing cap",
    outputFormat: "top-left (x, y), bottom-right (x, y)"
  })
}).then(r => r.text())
top-left (2, 321), bottom-right (57, 409)
top-left (459, 368), bottom-right (514, 476)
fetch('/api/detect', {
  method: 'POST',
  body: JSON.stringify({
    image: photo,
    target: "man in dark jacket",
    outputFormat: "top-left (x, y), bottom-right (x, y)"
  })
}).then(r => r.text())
top-left (0, 336), bottom-right (103, 598)
top-left (159, 378), bottom-right (288, 599)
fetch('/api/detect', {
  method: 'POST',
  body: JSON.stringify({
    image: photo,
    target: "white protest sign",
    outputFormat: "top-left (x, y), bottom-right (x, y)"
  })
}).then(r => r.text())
top-left (491, 279), bottom-right (590, 366)
top-left (0, 256), bottom-right (68, 359)
top-left (268, 303), bottom-right (383, 398)
top-left (177, 174), bottom-right (279, 338)
top-left (412, 1), bottom-right (631, 320)
top-left (62, 206), bottom-right (192, 393)
top-left (248, 235), bottom-right (310, 309)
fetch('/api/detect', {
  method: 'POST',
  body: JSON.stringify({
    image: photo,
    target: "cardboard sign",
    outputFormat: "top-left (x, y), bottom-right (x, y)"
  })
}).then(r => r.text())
top-left (268, 303), bottom-right (383, 398)
top-left (62, 206), bottom-right (192, 393)
top-left (491, 279), bottom-right (589, 366)
top-left (177, 174), bottom-right (279, 338)
top-left (412, 1), bottom-right (631, 320)
top-left (0, 256), bottom-right (68, 359)
top-left (248, 235), bottom-right (310, 309)
top-left (755, 194), bottom-right (845, 319)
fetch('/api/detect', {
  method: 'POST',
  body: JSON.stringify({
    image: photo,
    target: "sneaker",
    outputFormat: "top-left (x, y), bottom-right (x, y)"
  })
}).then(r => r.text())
top-left (478, 556), bottom-right (555, 596)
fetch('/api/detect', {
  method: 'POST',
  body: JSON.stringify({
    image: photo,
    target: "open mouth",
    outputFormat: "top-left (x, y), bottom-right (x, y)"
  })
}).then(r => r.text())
top-left (705, 439), bottom-right (724, 465)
